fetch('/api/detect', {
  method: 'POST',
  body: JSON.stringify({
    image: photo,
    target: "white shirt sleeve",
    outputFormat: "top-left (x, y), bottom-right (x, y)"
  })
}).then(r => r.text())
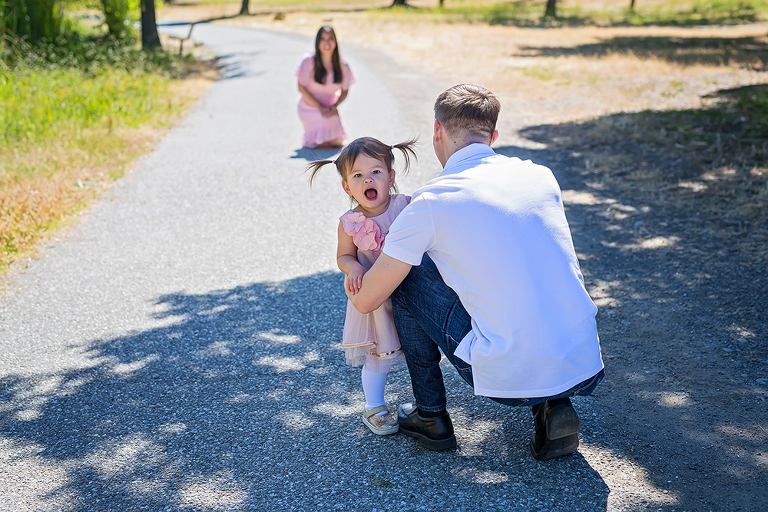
top-left (381, 194), bottom-right (435, 266)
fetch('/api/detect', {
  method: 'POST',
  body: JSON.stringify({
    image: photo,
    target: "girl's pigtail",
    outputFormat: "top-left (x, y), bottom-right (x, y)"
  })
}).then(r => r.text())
top-left (391, 137), bottom-right (419, 175)
top-left (306, 159), bottom-right (336, 186)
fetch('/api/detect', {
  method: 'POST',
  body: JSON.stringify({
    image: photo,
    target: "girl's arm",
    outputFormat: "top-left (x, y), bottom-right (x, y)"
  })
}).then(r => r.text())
top-left (337, 221), bottom-right (366, 295)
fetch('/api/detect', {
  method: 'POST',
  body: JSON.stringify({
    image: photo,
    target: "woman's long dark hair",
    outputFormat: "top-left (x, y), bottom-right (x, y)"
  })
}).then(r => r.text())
top-left (313, 25), bottom-right (342, 85)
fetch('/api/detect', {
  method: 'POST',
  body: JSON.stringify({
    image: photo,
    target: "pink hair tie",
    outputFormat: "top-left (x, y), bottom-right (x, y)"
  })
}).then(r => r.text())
top-left (332, 160), bottom-right (336, 164)
top-left (390, 145), bottom-right (394, 149)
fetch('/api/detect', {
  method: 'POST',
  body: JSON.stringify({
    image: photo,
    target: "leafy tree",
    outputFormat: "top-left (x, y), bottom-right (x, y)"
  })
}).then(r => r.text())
top-left (1, 0), bottom-right (61, 41)
top-left (544, 0), bottom-right (557, 18)
top-left (140, 0), bottom-right (160, 49)
top-left (101, 0), bottom-right (130, 39)
top-left (240, 0), bottom-right (249, 15)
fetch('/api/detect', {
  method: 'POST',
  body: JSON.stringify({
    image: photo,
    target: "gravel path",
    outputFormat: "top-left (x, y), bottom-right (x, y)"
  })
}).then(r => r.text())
top-left (1, 23), bottom-right (765, 512)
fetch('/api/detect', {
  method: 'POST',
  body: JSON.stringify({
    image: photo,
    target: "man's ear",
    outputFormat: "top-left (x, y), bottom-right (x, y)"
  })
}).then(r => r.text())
top-left (341, 180), bottom-right (352, 196)
top-left (491, 129), bottom-right (499, 145)
top-left (433, 119), bottom-right (442, 141)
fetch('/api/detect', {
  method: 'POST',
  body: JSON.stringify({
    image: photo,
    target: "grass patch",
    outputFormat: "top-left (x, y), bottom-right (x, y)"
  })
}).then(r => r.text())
top-left (0, 37), bottom-right (212, 272)
top-left (366, 0), bottom-right (768, 26)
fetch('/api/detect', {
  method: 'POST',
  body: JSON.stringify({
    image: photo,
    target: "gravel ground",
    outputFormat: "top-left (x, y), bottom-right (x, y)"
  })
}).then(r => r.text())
top-left (1, 21), bottom-right (766, 512)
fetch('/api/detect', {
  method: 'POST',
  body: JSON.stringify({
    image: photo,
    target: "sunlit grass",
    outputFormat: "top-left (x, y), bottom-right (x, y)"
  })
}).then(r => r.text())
top-left (331, 0), bottom-right (768, 26)
top-left (0, 38), bottom-right (208, 272)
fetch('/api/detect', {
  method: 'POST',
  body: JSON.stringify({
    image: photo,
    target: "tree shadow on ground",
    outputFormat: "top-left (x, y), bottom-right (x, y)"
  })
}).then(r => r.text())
top-left (0, 271), bottom-right (608, 510)
top-left (515, 34), bottom-right (768, 69)
top-left (491, 84), bottom-right (767, 511)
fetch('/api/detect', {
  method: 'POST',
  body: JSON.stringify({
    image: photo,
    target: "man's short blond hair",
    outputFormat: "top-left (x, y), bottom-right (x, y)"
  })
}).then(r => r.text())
top-left (434, 84), bottom-right (500, 141)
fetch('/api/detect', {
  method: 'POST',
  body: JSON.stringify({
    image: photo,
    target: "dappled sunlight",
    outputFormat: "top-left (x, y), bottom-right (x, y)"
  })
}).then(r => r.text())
top-left (274, 410), bottom-right (315, 431)
top-left (453, 414), bottom-right (507, 457)
top-left (455, 467), bottom-right (509, 484)
top-left (717, 424), bottom-right (768, 443)
top-left (254, 355), bottom-right (306, 373)
top-left (0, 436), bottom-right (76, 511)
top-left (658, 391), bottom-right (691, 408)
top-left (313, 402), bottom-right (363, 418)
top-left (111, 354), bottom-right (161, 376)
top-left (158, 423), bottom-right (188, 435)
top-left (258, 331), bottom-right (301, 344)
top-left (561, 189), bottom-right (605, 205)
top-left (192, 341), bottom-right (234, 358)
top-left (177, 471), bottom-right (249, 511)
top-left (625, 235), bottom-right (681, 251)
top-left (580, 440), bottom-right (679, 508)
top-left (589, 279), bottom-right (623, 309)
top-left (83, 433), bottom-right (166, 478)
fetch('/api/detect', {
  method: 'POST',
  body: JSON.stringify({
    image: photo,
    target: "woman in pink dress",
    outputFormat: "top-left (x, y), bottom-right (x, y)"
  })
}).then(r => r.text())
top-left (296, 26), bottom-right (355, 148)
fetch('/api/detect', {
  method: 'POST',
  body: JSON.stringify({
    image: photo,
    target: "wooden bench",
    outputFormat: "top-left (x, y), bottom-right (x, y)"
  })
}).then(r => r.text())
top-left (167, 22), bottom-right (196, 58)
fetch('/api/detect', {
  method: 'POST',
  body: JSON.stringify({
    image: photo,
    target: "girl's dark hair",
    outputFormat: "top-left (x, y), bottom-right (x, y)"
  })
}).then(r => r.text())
top-left (306, 137), bottom-right (418, 197)
top-left (313, 26), bottom-right (342, 85)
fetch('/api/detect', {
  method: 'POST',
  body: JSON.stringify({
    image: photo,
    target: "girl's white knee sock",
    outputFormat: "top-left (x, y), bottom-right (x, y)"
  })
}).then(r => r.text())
top-left (361, 368), bottom-right (388, 413)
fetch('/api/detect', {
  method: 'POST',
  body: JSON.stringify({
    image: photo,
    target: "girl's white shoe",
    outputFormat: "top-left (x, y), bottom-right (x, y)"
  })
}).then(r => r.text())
top-left (362, 405), bottom-right (399, 435)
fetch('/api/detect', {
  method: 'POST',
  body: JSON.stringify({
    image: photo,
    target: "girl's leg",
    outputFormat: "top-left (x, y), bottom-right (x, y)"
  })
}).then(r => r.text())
top-left (360, 367), bottom-right (399, 435)
top-left (361, 367), bottom-right (387, 412)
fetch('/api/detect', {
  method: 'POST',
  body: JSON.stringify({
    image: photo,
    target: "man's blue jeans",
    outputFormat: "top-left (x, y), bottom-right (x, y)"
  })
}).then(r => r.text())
top-left (391, 255), bottom-right (604, 413)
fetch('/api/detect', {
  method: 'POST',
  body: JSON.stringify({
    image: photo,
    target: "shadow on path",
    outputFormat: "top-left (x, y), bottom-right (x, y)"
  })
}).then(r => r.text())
top-left (515, 34), bottom-right (768, 69)
top-left (290, 147), bottom-right (341, 162)
top-left (1, 271), bottom-right (608, 510)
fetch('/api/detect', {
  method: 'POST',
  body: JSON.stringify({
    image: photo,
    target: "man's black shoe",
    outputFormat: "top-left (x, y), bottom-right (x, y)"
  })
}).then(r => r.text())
top-left (398, 403), bottom-right (457, 451)
top-left (530, 397), bottom-right (580, 460)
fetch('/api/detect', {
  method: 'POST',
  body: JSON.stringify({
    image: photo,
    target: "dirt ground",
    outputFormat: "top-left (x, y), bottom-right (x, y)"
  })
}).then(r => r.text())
top-left (159, 5), bottom-right (768, 510)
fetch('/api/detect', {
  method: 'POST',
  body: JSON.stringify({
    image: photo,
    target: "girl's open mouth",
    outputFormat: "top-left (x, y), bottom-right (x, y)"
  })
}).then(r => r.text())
top-left (364, 188), bottom-right (378, 201)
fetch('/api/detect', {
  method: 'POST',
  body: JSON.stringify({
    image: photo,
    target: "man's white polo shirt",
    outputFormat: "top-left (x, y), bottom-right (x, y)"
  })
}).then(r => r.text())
top-left (383, 143), bottom-right (604, 398)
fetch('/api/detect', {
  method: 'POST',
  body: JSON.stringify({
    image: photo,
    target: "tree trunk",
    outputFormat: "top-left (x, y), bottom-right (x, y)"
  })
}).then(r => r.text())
top-left (544, 0), bottom-right (557, 18)
top-left (439, 0), bottom-right (444, 7)
top-left (239, 0), bottom-right (249, 16)
top-left (141, 0), bottom-right (161, 49)
top-left (391, 0), bottom-right (408, 6)
top-left (630, 0), bottom-right (636, 11)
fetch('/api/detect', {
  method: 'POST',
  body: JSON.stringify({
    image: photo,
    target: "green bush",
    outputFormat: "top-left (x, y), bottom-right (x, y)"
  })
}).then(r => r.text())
top-left (1, 0), bottom-right (62, 41)
top-left (101, 0), bottom-right (138, 40)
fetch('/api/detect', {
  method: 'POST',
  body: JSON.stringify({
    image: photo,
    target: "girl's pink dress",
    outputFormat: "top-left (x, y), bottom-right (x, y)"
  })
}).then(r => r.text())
top-left (340, 194), bottom-right (409, 372)
top-left (296, 54), bottom-right (355, 148)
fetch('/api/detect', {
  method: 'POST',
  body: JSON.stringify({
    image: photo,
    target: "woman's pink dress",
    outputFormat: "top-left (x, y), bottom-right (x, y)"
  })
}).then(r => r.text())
top-left (340, 194), bottom-right (409, 372)
top-left (296, 54), bottom-right (355, 148)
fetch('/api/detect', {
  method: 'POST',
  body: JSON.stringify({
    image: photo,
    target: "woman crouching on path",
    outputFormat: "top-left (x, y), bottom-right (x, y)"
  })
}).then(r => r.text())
top-left (296, 26), bottom-right (355, 149)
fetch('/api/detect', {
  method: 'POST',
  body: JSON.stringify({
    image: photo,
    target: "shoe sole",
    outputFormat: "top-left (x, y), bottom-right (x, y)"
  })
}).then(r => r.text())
top-left (530, 434), bottom-right (579, 460)
top-left (530, 403), bottom-right (580, 460)
top-left (400, 426), bottom-right (457, 451)
top-left (362, 415), bottom-right (399, 436)
top-left (547, 403), bottom-right (580, 439)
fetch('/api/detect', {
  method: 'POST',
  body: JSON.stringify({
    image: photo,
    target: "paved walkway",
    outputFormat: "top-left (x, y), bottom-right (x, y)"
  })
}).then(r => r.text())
top-left (0, 24), bottom-right (613, 511)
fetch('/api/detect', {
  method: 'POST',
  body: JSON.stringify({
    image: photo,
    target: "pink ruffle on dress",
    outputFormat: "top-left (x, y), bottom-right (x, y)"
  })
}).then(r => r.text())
top-left (341, 194), bottom-right (409, 372)
top-left (296, 54), bottom-right (355, 148)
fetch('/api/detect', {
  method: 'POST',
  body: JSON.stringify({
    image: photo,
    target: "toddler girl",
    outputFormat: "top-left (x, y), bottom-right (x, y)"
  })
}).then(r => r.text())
top-left (307, 137), bottom-right (418, 435)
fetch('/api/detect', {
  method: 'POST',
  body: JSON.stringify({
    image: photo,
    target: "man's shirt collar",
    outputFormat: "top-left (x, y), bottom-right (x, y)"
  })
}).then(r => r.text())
top-left (441, 143), bottom-right (497, 176)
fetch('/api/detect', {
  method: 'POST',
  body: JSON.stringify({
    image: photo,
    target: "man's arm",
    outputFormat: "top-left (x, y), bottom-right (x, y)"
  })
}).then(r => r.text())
top-left (346, 253), bottom-right (412, 314)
